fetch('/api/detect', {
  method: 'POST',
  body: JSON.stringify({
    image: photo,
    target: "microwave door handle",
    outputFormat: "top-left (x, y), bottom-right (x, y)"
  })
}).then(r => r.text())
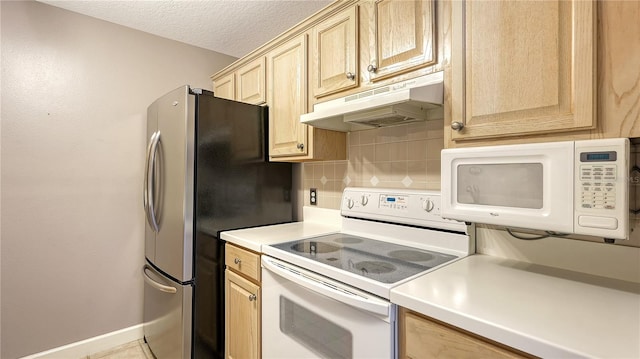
top-left (262, 257), bottom-right (389, 317)
top-left (142, 265), bottom-right (177, 294)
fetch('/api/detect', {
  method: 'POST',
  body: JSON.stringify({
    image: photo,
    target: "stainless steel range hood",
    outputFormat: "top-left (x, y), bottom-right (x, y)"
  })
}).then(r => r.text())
top-left (301, 71), bottom-right (443, 132)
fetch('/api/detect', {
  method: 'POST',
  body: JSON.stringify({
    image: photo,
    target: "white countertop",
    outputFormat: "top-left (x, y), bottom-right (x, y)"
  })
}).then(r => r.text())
top-left (220, 207), bottom-right (341, 252)
top-left (391, 254), bottom-right (640, 359)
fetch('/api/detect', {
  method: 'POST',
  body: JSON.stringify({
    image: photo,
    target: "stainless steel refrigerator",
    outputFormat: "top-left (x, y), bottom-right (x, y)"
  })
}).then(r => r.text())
top-left (142, 85), bottom-right (292, 359)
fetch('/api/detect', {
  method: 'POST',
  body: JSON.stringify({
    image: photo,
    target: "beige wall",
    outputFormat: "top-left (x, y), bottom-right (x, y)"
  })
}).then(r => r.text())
top-left (303, 120), bottom-right (444, 209)
top-left (0, 1), bottom-right (3, 355)
top-left (0, 2), bottom-right (236, 358)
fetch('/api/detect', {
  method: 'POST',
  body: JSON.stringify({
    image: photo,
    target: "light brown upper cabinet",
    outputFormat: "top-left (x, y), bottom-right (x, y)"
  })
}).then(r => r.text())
top-left (366, 0), bottom-right (437, 83)
top-left (449, 0), bottom-right (596, 142)
top-left (309, 0), bottom-right (437, 102)
top-left (212, 57), bottom-right (266, 105)
top-left (267, 33), bottom-right (347, 162)
top-left (311, 5), bottom-right (359, 99)
top-left (267, 34), bottom-right (347, 162)
top-left (213, 73), bottom-right (235, 101)
top-left (267, 34), bottom-right (310, 158)
top-left (236, 57), bottom-right (267, 105)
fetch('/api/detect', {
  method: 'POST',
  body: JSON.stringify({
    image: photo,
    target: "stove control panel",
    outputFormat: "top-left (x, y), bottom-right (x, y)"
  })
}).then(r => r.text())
top-left (341, 187), bottom-right (467, 232)
top-left (379, 194), bottom-right (409, 211)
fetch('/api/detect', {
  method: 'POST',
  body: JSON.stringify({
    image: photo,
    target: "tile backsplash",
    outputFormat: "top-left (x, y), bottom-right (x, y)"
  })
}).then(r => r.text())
top-left (303, 120), bottom-right (444, 209)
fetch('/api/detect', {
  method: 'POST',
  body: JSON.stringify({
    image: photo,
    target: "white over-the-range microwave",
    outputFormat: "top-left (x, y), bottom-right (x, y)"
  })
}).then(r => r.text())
top-left (441, 138), bottom-right (630, 240)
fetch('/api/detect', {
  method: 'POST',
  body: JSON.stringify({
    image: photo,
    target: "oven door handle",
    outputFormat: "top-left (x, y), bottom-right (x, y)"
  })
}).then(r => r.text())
top-left (262, 257), bottom-right (390, 317)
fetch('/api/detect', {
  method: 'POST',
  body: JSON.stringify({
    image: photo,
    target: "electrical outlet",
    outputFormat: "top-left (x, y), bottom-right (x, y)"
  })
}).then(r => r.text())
top-left (310, 188), bottom-right (317, 206)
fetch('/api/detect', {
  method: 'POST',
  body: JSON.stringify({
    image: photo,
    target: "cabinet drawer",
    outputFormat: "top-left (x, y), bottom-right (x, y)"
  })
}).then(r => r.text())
top-left (225, 244), bottom-right (261, 282)
top-left (399, 308), bottom-right (533, 359)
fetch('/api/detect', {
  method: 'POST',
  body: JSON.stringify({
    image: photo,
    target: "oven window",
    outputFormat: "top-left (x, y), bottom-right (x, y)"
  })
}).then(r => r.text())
top-left (457, 163), bottom-right (544, 209)
top-left (280, 296), bottom-right (352, 359)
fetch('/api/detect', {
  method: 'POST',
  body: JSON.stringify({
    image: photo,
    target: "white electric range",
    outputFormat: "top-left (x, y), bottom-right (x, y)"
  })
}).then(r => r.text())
top-left (261, 187), bottom-right (474, 359)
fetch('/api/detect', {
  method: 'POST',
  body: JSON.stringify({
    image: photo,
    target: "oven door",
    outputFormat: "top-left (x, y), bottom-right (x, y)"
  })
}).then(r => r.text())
top-left (261, 256), bottom-right (396, 359)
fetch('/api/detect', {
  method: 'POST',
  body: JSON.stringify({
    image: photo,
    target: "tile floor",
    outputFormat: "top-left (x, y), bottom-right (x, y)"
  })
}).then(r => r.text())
top-left (84, 340), bottom-right (154, 359)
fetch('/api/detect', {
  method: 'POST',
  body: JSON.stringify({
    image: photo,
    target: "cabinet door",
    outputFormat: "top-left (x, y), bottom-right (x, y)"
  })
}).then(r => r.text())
top-left (598, 1), bottom-right (640, 139)
top-left (311, 6), bottom-right (359, 98)
top-left (450, 0), bottom-right (595, 142)
top-left (213, 73), bottom-right (235, 100)
top-left (369, 0), bottom-right (436, 82)
top-left (400, 309), bottom-right (531, 359)
top-left (267, 34), bottom-right (309, 158)
top-left (225, 270), bottom-right (260, 359)
top-left (237, 57), bottom-right (266, 105)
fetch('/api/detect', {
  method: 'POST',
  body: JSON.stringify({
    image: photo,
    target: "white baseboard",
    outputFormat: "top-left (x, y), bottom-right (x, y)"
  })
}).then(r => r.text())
top-left (21, 324), bottom-right (144, 359)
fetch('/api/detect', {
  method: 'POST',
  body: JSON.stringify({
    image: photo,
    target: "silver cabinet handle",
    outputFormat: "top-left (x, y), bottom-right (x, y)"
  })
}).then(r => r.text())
top-left (248, 294), bottom-right (257, 302)
top-left (367, 64), bottom-right (377, 73)
top-left (451, 122), bottom-right (465, 131)
top-left (346, 72), bottom-right (355, 80)
top-left (142, 265), bottom-right (177, 294)
top-left (234, 258), bottom-right (241, 265)
top-left (296, 143), bottom-right (304, 151)
top-left (144, 131), bottom-right (161, 232)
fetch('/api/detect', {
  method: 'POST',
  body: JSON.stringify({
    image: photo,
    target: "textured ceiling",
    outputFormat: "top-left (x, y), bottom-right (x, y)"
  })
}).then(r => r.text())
top-left (38, 0), bottom-right (333, 58)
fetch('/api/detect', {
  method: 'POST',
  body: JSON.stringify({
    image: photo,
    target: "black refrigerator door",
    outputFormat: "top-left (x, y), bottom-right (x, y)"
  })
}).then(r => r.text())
top-left (193, 94), bottom-right (292, 359)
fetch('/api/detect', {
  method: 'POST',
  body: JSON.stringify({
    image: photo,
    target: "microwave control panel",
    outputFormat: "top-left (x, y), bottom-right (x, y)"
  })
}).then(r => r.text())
top-left (574, 138), bottom-right (629, 240)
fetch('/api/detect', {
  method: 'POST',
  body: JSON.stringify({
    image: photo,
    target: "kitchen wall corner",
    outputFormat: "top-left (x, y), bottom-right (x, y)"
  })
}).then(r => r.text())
top-left (0, 0), bottom-right (3, 348)
top-left (292, 163), bottom-right (303, 221)
top-left (302, 120), bottom-right (445, 210)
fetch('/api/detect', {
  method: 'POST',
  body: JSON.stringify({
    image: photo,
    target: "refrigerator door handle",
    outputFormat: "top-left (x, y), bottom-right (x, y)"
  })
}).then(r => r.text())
top-left (143, 131), bottom-right (156, 226)
top-left (143, 264), bottom-right (177, 294)
top-left (146, 131), bottom-right (161, 232)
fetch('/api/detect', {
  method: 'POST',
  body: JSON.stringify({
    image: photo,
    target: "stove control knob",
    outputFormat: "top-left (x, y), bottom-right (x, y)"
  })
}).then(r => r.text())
top-left (346, 198), bottom-right (355, 209)
top-left (422, 199), bottom-right (435, 212)
top-left (360, 195), bottom-right (369, 206)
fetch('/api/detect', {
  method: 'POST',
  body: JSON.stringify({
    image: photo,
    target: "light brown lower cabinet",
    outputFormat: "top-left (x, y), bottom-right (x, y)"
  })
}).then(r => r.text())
top-left (399, 308), bottom-right (535, 359)
top-left (225, 244), bottom-right (261, 359)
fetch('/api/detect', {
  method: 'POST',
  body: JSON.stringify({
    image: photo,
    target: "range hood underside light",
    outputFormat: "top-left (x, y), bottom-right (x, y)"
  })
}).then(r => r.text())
top-left (343, 104), bottom-right (428, 129)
